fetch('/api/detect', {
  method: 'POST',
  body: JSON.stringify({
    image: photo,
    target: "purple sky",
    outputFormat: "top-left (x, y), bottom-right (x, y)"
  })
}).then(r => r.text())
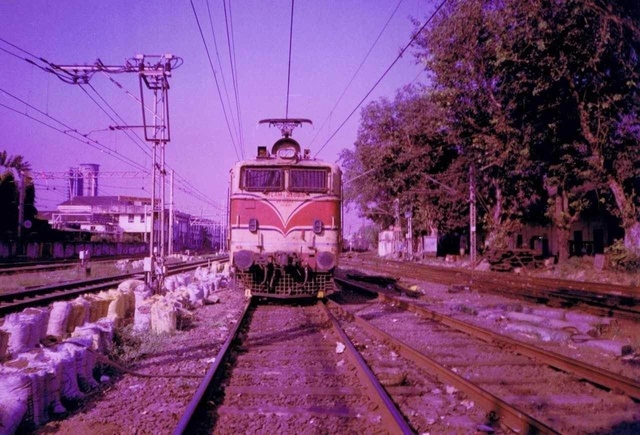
top-left (1, 0), bottom-right (431, 226)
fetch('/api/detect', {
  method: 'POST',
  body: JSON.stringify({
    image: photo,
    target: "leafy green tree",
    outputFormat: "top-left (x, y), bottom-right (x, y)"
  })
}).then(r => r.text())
top-left (0, 151), bottom-right (36, 241)
top-left (494, 0), bottom-right (640, 256)
top-left (341, 86), bottom-right (465, 239)
top-left (414, 0), bottom-right (547, 251)
top-left (411, 0), bottom-right (640, 260)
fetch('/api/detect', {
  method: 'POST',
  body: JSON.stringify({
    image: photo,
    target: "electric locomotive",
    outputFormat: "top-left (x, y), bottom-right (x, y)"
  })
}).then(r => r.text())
top-left (228, 119), bottom-right (342, 298)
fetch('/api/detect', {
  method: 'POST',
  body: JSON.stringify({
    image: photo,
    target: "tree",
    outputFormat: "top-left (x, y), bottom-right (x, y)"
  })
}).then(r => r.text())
top-left (414, 0), bottom-right (544, 250)
top-left (340, 86), bottom-right (465, 239)
top-left (495, 0), bottom-right (640, 256)
top-left (411, 0), bottom-right (640, 260)
top-left (0, 151), bottom-right (36, 241)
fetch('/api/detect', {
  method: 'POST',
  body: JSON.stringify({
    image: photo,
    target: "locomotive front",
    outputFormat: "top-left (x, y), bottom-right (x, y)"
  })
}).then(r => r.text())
top-left (228, 119), bottom-right (342, 298)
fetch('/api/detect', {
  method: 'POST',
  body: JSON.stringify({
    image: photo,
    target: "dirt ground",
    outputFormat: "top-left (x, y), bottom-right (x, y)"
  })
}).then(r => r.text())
top-left (31, 256), bottom-right (640, 434)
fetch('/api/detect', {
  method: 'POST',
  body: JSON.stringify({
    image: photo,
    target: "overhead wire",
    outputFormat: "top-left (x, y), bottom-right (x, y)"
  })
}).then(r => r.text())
top-left (205, 0), bottom-right (242, 153)
top-left (1, 37), bottom-right (222, 213)
top-left (314, 0), bottom-right (449, 158)
top-left (83, 80), bottom-right (221, 211)
top-left (79, 84), bottom-right (153, 159)
top-left (285, 0), bottom-right (295, 119)
top-left (223, 0), bottom-right (246, 158)
top-left (190, 0), bottom-right (243, 162)
top-left (0, 94), bottom-right (147, 172)
top-left (309, 0), bottom-right (404, 148)
top-left (97, 69), bottom-right (222, 210)
top-left (0, 37), bottom-right (68, 80)
top-left (100, 71), bottom-right (163, 124)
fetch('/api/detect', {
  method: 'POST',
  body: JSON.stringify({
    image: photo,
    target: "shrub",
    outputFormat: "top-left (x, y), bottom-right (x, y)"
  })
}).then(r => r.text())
top-left (605, 239), bottom-right (640, 273)
top-left (108, 325), bottom-right (165, 364)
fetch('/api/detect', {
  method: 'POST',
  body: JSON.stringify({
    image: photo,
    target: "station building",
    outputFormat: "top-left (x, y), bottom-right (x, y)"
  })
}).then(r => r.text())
top-left (48, 195), bottom-right (221, 252)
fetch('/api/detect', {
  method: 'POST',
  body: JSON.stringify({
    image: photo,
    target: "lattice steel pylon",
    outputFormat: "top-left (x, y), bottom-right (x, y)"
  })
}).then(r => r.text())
top-left (54, 54), bottom-right (182, 287)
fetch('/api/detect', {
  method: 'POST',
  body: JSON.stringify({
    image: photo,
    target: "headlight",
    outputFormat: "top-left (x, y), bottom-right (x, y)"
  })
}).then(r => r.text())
top-left (234, 250), bottom-right (254, 270)
top-left (249, 218), bottom-right (258, 233)
top-left (316, 251), bottom-right (335, 271)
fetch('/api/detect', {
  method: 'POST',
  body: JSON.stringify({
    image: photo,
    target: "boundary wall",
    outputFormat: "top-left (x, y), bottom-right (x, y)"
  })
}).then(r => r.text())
top-left (0, 242), bottom-right (148, 260)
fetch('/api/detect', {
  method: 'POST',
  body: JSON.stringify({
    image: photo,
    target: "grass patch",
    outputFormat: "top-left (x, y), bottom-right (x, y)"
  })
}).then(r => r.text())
top-left (108, 324), bottom-right (167, 365)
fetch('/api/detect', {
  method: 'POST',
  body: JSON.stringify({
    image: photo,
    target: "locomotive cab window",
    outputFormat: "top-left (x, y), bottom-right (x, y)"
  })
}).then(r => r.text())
top-left (289, 169), bottom-right (328, 192)
top-left (243, 168), bottom-right (284, 191)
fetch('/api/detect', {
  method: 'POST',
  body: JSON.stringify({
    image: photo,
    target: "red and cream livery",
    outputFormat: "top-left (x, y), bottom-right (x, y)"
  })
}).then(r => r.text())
top-left (228, 119), bottom-right (342, 298)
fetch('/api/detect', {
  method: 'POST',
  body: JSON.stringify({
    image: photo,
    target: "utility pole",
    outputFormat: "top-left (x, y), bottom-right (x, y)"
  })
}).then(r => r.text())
top-left (470, 164), bottom-right (477, 267)
top-left (393, 198), bottom-right (400, 257)
top-left (55, 54), bottom-right (181, 289)
top-left (150, 144), bottom-right (157, 260)
top-left (405, 209), bottom-right (413, 259)
top-left (16, 170), bottom-right (25, 251)
top-left (159, 123), bottom-right (166, 259)
top-left (169, 170), bottom-right (174, 255)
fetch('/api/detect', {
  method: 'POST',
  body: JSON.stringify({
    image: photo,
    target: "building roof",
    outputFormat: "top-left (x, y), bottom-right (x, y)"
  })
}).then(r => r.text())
top-left (59, 195), bottom-right (151, 207)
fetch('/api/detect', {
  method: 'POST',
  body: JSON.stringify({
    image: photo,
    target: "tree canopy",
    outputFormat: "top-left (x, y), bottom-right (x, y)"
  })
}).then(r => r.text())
top-left (341, 0), bottom-right (640, 260)
top-left (0, 151), bottom-right (37, 241)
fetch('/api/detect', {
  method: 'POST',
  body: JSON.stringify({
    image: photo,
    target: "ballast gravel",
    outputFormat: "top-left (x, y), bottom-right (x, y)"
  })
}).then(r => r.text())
top-left (36, 287), bottom-right (246, 434)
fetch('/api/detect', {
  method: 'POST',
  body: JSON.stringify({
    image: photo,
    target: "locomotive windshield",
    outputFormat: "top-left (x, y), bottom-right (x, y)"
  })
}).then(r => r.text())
top-left (241, 166), bottom-right (332, 192)
top-left (289, 169), bottom-right (328, 192)
top-left (243, 168), bottom-right (283, 191)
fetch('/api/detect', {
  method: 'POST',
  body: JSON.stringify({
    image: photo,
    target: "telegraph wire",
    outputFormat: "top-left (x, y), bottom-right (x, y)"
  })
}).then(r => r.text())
top-left (309, 0), bottom-right (403, 148)
top-left (205, 0), bottom-right (242, 154)
top-left (229, 0), bottom-right (246, 159)
top-left (83, 79), bottom-right (220, 210)
top-left (190, 0), bottom-right (243, 162)
top-left (0, 37), bottom-right (63, 78)
top-left (285, 0), bottom-right (295, 118)
top-left (79, 84), bottom-right (153, 159)
top-left (1, 38), bottom-right (221, 211)
top-left (314, 0), bottom-right (449, 157)
top-left (0, 38), bottom-right (152, 161)
top-left (95, 71), bottom-right (218, 208)
top-left (0, 96), bottom-right (147, 172)
top-left (100, 71), bottom-right (163, 125)
top-left (223, 0), bottom-right (246, 158)
top-left (94, 72), bottom-right (220, 208)
top-left (175, 176), bottom-right (220, 206)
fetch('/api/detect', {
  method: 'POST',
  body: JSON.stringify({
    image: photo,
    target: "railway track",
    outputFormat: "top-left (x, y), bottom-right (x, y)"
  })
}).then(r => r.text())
top-left (0, 258), bottom-right (224, 316)
top-left (342, 255), bottom-right (640, 320)
top-left (175, 299), bottom-right (412, 434)
top-left (329, 276), bottom-right (640, 433)
top-left (0, 256), bottom-right (143, 276)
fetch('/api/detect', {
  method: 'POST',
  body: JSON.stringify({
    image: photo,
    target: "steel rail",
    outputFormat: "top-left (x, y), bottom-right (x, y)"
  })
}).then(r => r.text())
top-left (326, 298), bottom-right (557, 434)
top-left (342, 257), bottom-right (640, 320)
top-left (174, 297), bottom-right (253, 435)
top-left (345, 256), bottom-right (640, 298)
top-left (0, 272), bottom-right (139, 302)
top-left (0, 259), bottom-right (227, 315)
top-left (335, 276), bottom-right (640, 401)
top-left (0, 256), bottom-right (146, 275)
top-left (318, 301), bottom-right (413, 434)
top-left (0, 276), bottom-right (139, 316)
